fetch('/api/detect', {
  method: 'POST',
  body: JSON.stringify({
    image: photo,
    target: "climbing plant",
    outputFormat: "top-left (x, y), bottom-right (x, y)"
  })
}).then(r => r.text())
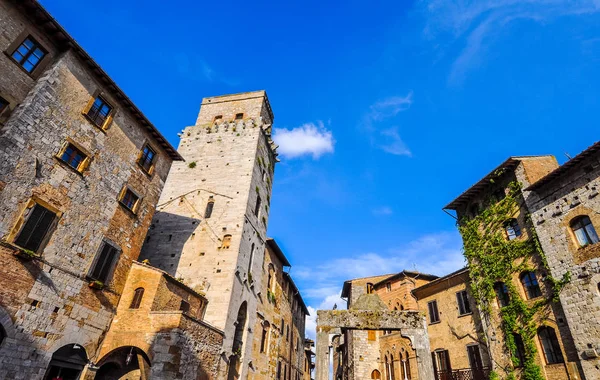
top-left (459, 180), bottom-right (569, 380)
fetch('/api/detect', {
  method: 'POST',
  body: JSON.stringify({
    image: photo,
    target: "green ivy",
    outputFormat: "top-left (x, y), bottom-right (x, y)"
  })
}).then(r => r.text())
top-left (459, 181), bottom-right (569, 380)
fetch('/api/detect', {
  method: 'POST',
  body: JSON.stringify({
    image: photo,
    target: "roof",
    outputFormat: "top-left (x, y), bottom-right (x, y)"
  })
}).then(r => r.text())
top-left (266, 238), bottom-right (291, 267)
top-left (526, 141), bottom-right (600, 191)
top-left (283, 272), bottom-right (310, 315)
top-left (444, 156), bottom-right (553, 210)
top-left (412, 267), bottom-right (469, 298)
top-left (340, 273), bottom-right (396, 298)
top-left (17, 0), bottom-right (182, 161)
top-left (132, 261), bottom-right (207, 301)
top-left (373, 270), bottom-right (439, 287)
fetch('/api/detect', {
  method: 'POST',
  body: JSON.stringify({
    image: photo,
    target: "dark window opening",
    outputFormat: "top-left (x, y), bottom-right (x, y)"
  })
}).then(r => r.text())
top-left (0, 96), bottom-right (8, 113)
top-left (494, 282), bottom-right (510, 307)
top-left (456, 290), bottom-right (471, 315)
top-left (213, 115), bottom-right (223, 123)
top-left (513, 333), bottom-right (526, 367)
top-left (571, 216), bottom-right (599, 247)
top-left (428, 300), bottom-right (440, 324)
top-left (129, 287), bottom-right (144, 309)
top-left (86, 96), bottom-right (112, 128)
top-left (205, 198), bottom-right (214, 218)
top-left (180, 300), bottom-right (190, 313)
top-left (254, 195), bottom-right (262, 217)
top-left (366, 283), bottom-right (374, 294)
top-left (467, 345), bottom-right (483, 369)
top-left (14, 203), bottom-right (57, 253)
top-left (89, 241), bottom-right (119, 283)
top-left (138, 145), bottom-right (156, 173)
top-left (538, 326), bottom-right (564, 364)
top-left (504, 219), bottom-right (522, 240)
top-left (235, 113), bottom-right (244, 120)
top-left (11, 36), bottom-right (46, 73)
top-left (120, 189), bottom-right (139, 211)
top-left (60, 143), bottom-right (86, 171)
top-left (521, 271), bottom-right (542, 299)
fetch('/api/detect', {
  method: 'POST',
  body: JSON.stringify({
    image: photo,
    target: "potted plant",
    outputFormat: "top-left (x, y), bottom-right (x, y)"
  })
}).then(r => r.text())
top-left (13, 247), bottom-right (38, 260)
top-left (88, 280), bottom-right (104, 290)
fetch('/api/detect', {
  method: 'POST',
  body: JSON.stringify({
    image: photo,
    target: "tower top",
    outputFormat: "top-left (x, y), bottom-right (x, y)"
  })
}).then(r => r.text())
top-left (195, 90), bottom-right (274, 126)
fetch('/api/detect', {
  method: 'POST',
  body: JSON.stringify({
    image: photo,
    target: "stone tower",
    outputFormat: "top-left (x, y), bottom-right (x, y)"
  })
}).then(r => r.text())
top-left (140, 91), bottom-right (277, 378)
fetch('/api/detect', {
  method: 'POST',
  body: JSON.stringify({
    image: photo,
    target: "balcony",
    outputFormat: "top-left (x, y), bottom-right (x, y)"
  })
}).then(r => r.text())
top-left (436, 367), bottom-right (491, 380)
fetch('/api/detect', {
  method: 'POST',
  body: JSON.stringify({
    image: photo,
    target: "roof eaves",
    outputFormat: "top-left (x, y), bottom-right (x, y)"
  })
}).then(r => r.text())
top-left (266, 238), bottom-right (291, 267)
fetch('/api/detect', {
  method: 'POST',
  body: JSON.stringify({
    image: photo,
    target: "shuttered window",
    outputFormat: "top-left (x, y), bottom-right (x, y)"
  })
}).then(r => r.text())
top-left (456, 290), bottom-right (472, 315)
top-left (428, 300), bottom-right (440, 324)
top-left (88, 241), bottom-right (119, 283)
top-left (129, 288), bottom-right (144, 309)
top-left (14, 204), bottom-right (57, 252)
top-left (138, 145), bottom-right (156, 173)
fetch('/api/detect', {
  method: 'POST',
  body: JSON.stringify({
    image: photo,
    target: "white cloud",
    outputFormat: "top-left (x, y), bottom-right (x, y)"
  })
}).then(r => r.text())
top-left (419, 0), bottom-right (600, 83)
top-left (372, 206), bottom-right (394, 216)
top-left (273, 122), bottom-right (335, 159)
top-left (362, 93), bottom-right (414, 156)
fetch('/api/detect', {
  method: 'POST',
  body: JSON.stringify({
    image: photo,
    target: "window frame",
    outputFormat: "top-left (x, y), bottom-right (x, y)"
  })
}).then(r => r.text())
top-left (12, 200), bottom-right (60, 255)
top-left (537, 326), bottom-right (564, 364)
top-left (504, 218), bottom-right (522, 241)
top-left (118, 186), bottom-right (141, 214)
top-left (254, 194), bottom-right (262, 217)
top-left (494, 282), bottom-right (510, 307)
top-left (427, 300), bottom-right (440, 324)
top-left (137, 143), bottom-right (158, 175)
top-left (520, 271), bottom-right (542, 299)
top-left (56, 139), bottom-right (91, 174)
top-left (129, 287), bottom-right (145, 309)
top-left (87, 239), bottom-right (121, 285)
top-left (82, 93), bottom-right (115, 131)
top-left (456, 290), bottom-right (472, 316)
top-left (571, 215), bottom-right (600, 247)
top-left (204, 197), bottom-right (215, 219)
top-left (0, 96), bottom-right (8, 114)
top-left (7, 33), bottom-right (49, 76)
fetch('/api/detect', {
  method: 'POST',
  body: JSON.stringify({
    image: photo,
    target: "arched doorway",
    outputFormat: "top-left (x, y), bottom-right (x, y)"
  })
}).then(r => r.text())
top-left (95, 346), bottom-right (151, 380)
top-left (227, 302), bottom-right (247, 380)
top-left (44, 344), bottom-right (88, 380)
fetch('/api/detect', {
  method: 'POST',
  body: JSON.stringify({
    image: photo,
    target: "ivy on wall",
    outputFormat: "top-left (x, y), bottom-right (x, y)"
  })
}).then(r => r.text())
top-left (458, 180), bottom-right (570, 380)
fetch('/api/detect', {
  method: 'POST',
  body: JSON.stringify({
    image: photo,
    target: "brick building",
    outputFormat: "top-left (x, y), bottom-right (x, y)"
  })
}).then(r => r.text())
top-left (0, 0), bottom-right (181, 378)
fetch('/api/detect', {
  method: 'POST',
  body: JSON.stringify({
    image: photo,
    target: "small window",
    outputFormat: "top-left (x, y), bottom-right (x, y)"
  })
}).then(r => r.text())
top-left (513, 333), bottom-right (526, 367)
top-left (213, 115), bottom-right (223, 123)
top-left (538, 326), bottom-right (564, 364)
top-left (248, 243), bottom-right (255, 277)
top-left (89, 240), bottom-right (120, 283)
top-left (571, 216), bottom-right (599, 247)
top-left (428, 300), bottom-right (440, 324)
top-left (0, 96), bottom-right (8, 114)
top-left (494, 282), bottom-right (510, 307)
top-left (371, 370), bottom-right (381, 379)
top-left (10, 36), bottom-right (47, 73)
top-left (59, 143), bottom-right (87, 172)
top-left (235, 113), bottom-right (244, 120)
top-left (368, 330), bottom-right (376, 341)
top-left (85, 96), bottom-right (113, 128)
top-left (221, 234), bottom-right (232, 249)
top-left (138, 144), bottom-right (156, 173)
top-left (520, 271), bottom-right (542, 299)
top-left (504, 219), bottom-right (522, 240)
top-left (456, 290), bottom-right (471, 315)
top-left (119, 188), bottom-right (140, 212)
top-left (386, 282), bottom-right (392, 292)
top-left (179, 300), bottom-right (190, 313)
top-left (260, 321), bottom-right (270, 353)
top-left (129, 287), bottom-right (144, 309)
top-left (0, 323), bottom-right (5, 346)
top-left (267, 265), bottom-right (275, 291)
top-left (205, 197), bottom-right (214, 218)
top-left (14, 203), bottom-right (57, 253)
top-left (366, 283), bottom-right (374, 294)
top-left (254, 195), bottom-right (262, 217)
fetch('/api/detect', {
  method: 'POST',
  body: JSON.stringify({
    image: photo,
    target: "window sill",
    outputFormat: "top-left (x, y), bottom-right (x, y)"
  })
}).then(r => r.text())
top-left (429, 321), bottom-right (441, 325)
top-left (82, 113), bottom-right (109, 133)
top-left (1, 240), bottom-right (41, 260)
top-left (458, 312), bottom-right (473, 318)
top-left (3, 51), bottom-right (40, 79)
top-left (137, 162), bottom-right (155, 178)
top-left (117, 202), bottom-right (138, 217)
top-left (53, 156), bottom-right (85, 177)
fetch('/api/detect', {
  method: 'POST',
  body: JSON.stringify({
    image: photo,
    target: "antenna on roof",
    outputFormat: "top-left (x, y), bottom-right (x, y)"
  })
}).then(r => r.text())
top-left (565, 152), bottom-right (572, 160)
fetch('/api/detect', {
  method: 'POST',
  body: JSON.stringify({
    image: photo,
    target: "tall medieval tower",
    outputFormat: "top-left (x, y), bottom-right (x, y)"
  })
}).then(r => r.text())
top-left (140, 91), bottom-right (277, 378)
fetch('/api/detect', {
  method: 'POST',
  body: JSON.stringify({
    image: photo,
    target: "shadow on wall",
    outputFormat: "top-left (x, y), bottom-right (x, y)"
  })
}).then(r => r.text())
top-left (139, 211), bottom-right (201, 278)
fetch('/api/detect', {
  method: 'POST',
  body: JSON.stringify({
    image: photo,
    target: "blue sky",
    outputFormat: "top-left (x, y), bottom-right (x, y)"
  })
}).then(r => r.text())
top-left (42, 0), bottom-right (600, 337)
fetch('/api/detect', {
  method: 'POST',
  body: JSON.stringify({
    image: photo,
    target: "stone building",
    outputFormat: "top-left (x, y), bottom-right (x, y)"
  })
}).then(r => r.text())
top-left (303, 339), bottom-right (315, 380)
top-left (0, 0), bottom-right (181, 378)
top-left (250, 239), bottom-right (309, 380)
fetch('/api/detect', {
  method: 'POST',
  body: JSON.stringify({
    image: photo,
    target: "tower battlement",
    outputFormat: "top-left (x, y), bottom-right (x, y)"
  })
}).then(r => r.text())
top-left (195, 90), bottom-right (274, 126)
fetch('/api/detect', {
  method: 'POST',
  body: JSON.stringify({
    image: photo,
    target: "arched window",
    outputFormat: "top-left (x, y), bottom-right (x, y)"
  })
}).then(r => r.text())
top-left (204, 197), bottom-right (214, 218)
top-left (221, 234), bottom-right (232, 249)
top-left (389, 354), bottom-right (396, 380)
top-left (371, 369), bottom-right (381, 379)
top-left (260, 321), bottom-right (270, 353)
top-left (129, 287), bottom-right (144, 309)
top-left (520, 272), bottom-right (542, 299)
top-left (504, 219), bottom-right (522, 240)
top-left (384, 356), bottom-right (390, 380)
top-left (513, 333), bottom-right (526, 367)
top-left (538, 326), bottom-right (564, 364)
top-left (267, 264), bottom-right (275, 292)
top-left (401, 352), bottom-right (411, 379)
top-left (248, 243), bottom-right (255, 278)
top-left (494, 282), bottom-right (510, 307)
top-left (571, 216), bottom-right (599, 247)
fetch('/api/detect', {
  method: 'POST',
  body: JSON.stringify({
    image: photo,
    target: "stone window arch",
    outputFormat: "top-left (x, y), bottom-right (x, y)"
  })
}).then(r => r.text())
top-left (389, 354), bottom-right (396, 380)
top-left (520, 271), bottom-right (542, 299)
top-left (129, 287), bottom-right (144, 309)
top-left (537, 326), bottom-right (564, 364)
top-left (221, 234), bottom-right (232, 249)
top-left (504, 218), bottom-right (522, 240)
top-left (204, 197), bottom-right (214, 218)
top-left (371, 369), bottom-right (381, 379)
top-left (400, 350), bottom-right (411, 379)
top-left (571, 215), bottom-right (599, 247)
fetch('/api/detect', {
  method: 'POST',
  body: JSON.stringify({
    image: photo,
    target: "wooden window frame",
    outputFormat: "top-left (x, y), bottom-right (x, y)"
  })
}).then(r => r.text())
top-left (129, 287), bottom-right (145, 309)
top-left (571, 215), bottom-right (600, 247)
top-left (520, 271), bottom-right (542, 299)
top-left (538, 326), bottom-right (564, 364)
top-left (5, 31), bottom-right (52, 78)
top-left (8, 197), bottom-right (62, 255)
top-left (87, 239), bottom-right (121, 285)
top-left (428, 300), bottom-right (440, 324)
top-left (82, 91), bottom-right (116, 131)
top-left (118, 186), bottom-right (142, 214)
top-left (55, 138), bottom-right (92, 174)
top-left (456, 290), bottom-right (472, 316)
top-left (137, 142), bottom-right (158, 175)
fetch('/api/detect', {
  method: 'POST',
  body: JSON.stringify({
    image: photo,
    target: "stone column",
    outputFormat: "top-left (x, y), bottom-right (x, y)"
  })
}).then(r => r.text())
top-left (402, 324), bottom-right (434, 380)
top-left (316, 327), bottom-right (330, 380)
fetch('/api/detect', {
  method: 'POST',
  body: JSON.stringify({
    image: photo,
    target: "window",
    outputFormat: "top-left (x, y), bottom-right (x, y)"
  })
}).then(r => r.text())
top-left (260, 321), bottom-right (270, 353)
top-left (400, 352), bottom-right (411, 379)
top-left (179, 300), bottom-right (190, 313)
top-left (0, 96), bottom-right (8, 114)
top-left (368, 330), bottom-right (376, 341)
top-left (85, 96), bottom-right (113, 128)
top-left (513, 333), bottom-right (526, 367)
top-left (248, 243), bottom-right (255, 277)
top-left (386, 282), bottom-right (392, 292)
top-left (129, 287), bottom-right (144, 309)
top-left (467, 345), bottom-right (483, 369)
top-left (504, 219), bottom-right (522, 240)
top-left (10, 36), bottom-right (46, 73)
top-left (235, 113), bottom-right (244, 120)
top-left (520, 271), bottom-right (542, 299)
top-left (88, 240), bottom-right (120, 283)
top-left (254, 195), bottom-right (262, 217)
top-left (204, 197), bottom-right (214, 218)
top-left (456, 290), bottom-right (471, 315)
top-left (277, 361), bottom-right (282, 380)
top-left (428, 300), bottom-right (440, 324)
top-left (538, 326), bottom-right (564, 364)
top-left (138, 144), bottom-right (156, 173)
top-left (389, 355), bottom-right (396, 380)
top-left (267, 265), bottom-right (274, 291)
top-left (494, 282), bottom-right (510, 307)
top-left (59, 143), bottom-right (87, 172)
top-left (0, 324), bottom-right (5, 346)
top-left (119, 188), bottom-right (140, 212)
top-left (366, 283), bottom-right (374, 294)
top-left (221, 234), bottom-right (232, 249)
top-left (371, 370), bottom-right (381, 379)
top-left (432, 350), bottom-right (451, 374)
top-left (14, 203), bottom-right (57, 253)
top-left (213, 115), bottom-right (222, 123)
top-left (571, 216), bottom-right (599, 247)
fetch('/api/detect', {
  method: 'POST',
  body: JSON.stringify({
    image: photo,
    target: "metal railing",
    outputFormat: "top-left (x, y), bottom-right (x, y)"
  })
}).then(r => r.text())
top-left (436, 367), bottom-right (491, 380)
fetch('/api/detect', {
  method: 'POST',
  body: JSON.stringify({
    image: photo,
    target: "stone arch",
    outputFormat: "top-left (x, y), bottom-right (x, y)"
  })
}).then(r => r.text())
top-left (227, 301), bottom-right (248, 380)
top-left (44, 343), bottom-right (88, 380)
top-left (0, 305), bottom-right (16, 341)
top-left (95, 345), bottom-right (151, 380)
